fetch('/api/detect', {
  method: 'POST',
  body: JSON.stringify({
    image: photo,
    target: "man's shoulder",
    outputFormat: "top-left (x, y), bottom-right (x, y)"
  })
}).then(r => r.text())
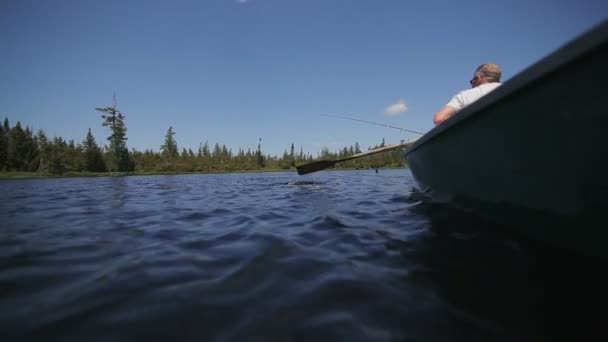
top-left (464, 82), bottom-right (501, 96)
top-left (458, 83), bottom-right (500, 95)
top-left (449, 83), bottom-right (501, 108)
top-left (480, 82), bottom-right (502, 90)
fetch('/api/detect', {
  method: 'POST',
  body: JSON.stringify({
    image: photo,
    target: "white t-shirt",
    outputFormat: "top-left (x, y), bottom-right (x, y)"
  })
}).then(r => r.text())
top-left (446, 82), bottom-right (501, 111)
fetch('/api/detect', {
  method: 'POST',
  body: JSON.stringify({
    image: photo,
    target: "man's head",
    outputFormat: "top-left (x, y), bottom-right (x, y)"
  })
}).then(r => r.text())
top-left (470, 63), bottom-right (501, 87)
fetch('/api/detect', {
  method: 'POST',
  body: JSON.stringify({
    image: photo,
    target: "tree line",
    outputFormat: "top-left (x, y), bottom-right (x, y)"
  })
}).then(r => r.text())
top-left (0, 104), bottom-right (408, 175)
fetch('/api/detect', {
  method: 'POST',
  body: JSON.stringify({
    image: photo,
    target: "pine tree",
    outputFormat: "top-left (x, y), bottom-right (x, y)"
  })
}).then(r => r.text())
top-left (82, 128), bottom-right (107, 172)
top-left (96, 97), bottom-right (132, 172)
top-left (197, 143), bottom-right (203, 158)
top-left (47, 137), bottom-right (66, 175)
top-left (0, 119), bottom-right (7, 170)
top-left (221, 145), bottom-right (231, 159)
top-left (201, 141), bottom-right (210, 158)
top-left (161, 126), bottom-right (178, 160)
top-left (63, 139), bottom-right (83, 172)
top-left (256, 138), bottom-right (265, 168)
top-left (36, 130), bottom-right (49, 173)
top-left (8, 122), bottom-right (27, 171)
top-left (23, 127), bottom-right (39, 171)
top-left (290, 143), bottom-right (295, 167)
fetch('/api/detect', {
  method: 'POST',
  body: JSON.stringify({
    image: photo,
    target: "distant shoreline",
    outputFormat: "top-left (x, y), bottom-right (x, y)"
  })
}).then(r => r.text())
top-left (0, 166), bottom-right (408, 180)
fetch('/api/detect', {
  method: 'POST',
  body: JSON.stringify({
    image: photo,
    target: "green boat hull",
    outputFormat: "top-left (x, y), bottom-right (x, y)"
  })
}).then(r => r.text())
top-left (406, 20), bottom-right (608, 262)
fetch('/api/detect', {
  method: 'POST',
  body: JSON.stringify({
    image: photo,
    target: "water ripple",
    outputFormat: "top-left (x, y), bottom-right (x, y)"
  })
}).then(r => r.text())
top-left (0, 170), bottom-right (602, 341)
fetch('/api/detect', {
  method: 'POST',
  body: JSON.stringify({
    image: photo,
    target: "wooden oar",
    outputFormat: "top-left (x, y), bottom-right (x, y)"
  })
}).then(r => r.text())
top-left (296, 140), bottom-right (418, 175)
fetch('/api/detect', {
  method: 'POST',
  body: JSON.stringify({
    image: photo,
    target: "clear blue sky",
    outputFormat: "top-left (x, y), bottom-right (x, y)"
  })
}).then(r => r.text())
top-left (1, 0), bottom-right (606, 156)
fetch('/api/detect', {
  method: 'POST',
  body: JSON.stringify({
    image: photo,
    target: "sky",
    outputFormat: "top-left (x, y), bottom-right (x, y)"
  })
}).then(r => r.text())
top-left (1, 0), bottom-right (607, 156)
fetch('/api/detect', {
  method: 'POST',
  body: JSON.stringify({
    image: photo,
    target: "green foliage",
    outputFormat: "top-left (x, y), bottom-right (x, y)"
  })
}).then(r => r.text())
top-left (48, 137), bottom-right (67, 174)
top-left (161, 126), bottom-right (179, 160)
top-left (35, 130), bottom-right (49, 172)
top-left (0, 118), bottom-right (7, 170)
top-left (36, 136), bottom-right (67, 175)
top-left (256, 138), bottom-right (265, 168)
top-left (96, 102), bottom-right (133, 172)
top-left (1, 120), bottom-right (39, 172)
top-left (82, 128), bottom-right (107, 172)
top-left (7, 121), bottom-right (26, 170)
top-left (1, 115), bottom-right (408, 176)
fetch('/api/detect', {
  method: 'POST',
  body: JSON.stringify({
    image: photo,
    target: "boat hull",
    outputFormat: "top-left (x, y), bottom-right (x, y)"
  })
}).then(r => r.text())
top-left (405, 21), bottom-right (608, 261)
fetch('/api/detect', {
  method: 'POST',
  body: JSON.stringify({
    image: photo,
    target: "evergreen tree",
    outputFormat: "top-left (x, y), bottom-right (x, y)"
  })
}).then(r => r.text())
top-left (320, 147), bottom-right (331, 159)
top-left (36, 130), bottom-right (49, 173)
top-left (63, 139), bottom-right (83, 172)
top-left (0, 119), bottom-right (7, 170)
top-left (201, 141), bottom-right (210, 158)
top-left (212, 143), bottom-right (221, 159)
top-left (36, 136), bottom-right (67, 175)
top-left (256, 138), bottom-right (265, 168)
top-left (341, 146), bottom-right (349, 158)
top-left (221, 145), bottom-right (231, 159)
top-left (23, 127), bottom-right (39, 171)
top-left (161, 126), bottom-right (178, 160)
top-left (290, 143), bottom-right (295, 167)
top-left (96, 97), bottom-right (132, 172)
top-left (1, 117), bottom-right (11, 170)
top-left (8, 122), bottom-right (27, 171)
top-left (198, 141), bottom-right (211, 171)
top-left (82, 128), bottom-right (107, 172)
top-left (48, 137), bottom-right (66, 175)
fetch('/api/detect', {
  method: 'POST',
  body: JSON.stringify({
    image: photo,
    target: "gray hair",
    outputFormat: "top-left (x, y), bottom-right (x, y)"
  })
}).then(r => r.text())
top-left (476, 63), bottom-right (502, 82)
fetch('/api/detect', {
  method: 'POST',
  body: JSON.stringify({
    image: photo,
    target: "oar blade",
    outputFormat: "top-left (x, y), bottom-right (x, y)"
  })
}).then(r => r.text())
top-left (296, 160), bottom-right (337, 175)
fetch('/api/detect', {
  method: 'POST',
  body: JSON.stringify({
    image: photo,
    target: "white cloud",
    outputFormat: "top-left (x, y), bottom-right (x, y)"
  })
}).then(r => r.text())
top-left (384, 99), bottom-right (408, 116)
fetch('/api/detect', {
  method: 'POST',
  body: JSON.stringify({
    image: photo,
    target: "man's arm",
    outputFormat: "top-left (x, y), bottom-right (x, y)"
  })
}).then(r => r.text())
top-left (433, 106), bottom-right (456, 126)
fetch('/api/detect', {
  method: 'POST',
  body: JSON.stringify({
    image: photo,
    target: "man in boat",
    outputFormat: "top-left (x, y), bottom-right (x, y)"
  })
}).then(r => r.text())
top-left (433, 63), bottom-right (502, 125)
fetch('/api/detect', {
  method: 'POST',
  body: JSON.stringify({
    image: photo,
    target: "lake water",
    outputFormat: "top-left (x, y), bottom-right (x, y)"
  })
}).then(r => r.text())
top-left (0, 169), bottom-right (604, 341)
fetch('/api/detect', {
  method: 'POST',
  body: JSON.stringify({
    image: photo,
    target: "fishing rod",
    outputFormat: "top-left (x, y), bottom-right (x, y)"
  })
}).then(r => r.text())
top-left (321, 114), bottom-right (425, 135)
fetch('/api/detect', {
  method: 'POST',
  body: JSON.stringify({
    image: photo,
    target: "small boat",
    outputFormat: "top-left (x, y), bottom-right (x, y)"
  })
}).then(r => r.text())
top-left (405, 20), bottom-right (608, 262)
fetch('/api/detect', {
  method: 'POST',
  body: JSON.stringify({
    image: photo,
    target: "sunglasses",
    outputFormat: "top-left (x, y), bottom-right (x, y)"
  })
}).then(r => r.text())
top-left (470, 75), bottom-right (482, 85)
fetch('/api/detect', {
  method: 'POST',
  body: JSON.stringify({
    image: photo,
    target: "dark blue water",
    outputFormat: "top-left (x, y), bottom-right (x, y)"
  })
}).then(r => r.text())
top-left (0, 170), bottom-right (604, 341)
